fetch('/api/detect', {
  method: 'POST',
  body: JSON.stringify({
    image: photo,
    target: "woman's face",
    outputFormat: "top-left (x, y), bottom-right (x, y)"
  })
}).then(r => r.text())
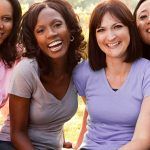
top-left (96, 12), bottom-right (130, 61)
top-left (34, 7), bottom-right (70, 60)
top-left (0, 0), bottom-right (13, 45)
top-left (136, 0), bottom-right (150, 45)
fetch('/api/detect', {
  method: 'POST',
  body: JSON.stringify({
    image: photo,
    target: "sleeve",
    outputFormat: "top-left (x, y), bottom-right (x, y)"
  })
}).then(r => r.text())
top-left (142, 61), bottom-right (150, 97)
top-left (73, 61), bottom-right (89, 96)
top-left (8, 59), bottom-right (34, 98)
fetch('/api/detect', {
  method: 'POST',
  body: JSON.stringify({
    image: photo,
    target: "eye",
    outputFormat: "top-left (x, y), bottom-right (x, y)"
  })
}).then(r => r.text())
top-left (139, 14), bottom-right (148, 20)
top-left (2, 16), bottom-right (12, 22)
top-left (36, 28), bottom-right (45, 34)
top-left (53, 22), bottom-right (62, 28)
top-left (114, 24), bottom-right (123, 29)
top-left (96, 27), bottom-right (105, 33)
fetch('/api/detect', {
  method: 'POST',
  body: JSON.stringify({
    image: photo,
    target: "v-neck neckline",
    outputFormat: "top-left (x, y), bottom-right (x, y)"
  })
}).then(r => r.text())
top-left (102, 63), bottom-right (134, 94)
top-left (41, 79), bottom-right (72, 103)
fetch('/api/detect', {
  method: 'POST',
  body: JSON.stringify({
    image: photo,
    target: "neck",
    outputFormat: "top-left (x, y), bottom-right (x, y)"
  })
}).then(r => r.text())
top-left (50, 57), bottom-right (68, 78)
top-left (106, 57), bottom-right (131, 76)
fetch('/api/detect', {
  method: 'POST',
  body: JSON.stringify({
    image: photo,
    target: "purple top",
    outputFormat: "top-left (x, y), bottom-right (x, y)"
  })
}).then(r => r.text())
top-left (73, 58), bottom-right (150, 150)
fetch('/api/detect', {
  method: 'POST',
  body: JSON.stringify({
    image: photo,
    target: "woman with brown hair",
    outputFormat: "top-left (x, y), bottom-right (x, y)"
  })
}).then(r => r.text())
top-left (73, 0), bottom-right (150, 149)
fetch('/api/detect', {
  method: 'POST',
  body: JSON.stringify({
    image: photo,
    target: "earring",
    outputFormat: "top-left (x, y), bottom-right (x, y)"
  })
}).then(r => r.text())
top-left (70, 35), bottom-right (74, 42)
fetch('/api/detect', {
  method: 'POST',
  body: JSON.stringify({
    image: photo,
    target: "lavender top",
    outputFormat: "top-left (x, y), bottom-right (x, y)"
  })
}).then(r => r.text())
top-left (73, 58), bottom-right (150, 150)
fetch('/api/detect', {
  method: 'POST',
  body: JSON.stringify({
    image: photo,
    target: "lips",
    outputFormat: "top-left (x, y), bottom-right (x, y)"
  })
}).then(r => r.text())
top-left (48, 40), bottom-right (63, 52)
top-left (0, 32), bottom-right (4, 38)
top-left (146, 28), bottom-right (150, 33)
top-left (107, 41), bottom-right (121, 48)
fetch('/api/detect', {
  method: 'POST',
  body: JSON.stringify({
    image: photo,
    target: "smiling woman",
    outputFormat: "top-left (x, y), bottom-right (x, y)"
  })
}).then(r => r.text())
top-left (7, 0), bottom-right (86, 150)
top-left (0, 0), bottom-right (22, 149)
top-left (73, 0), bottom-right (150, 149)
top-left (134, 0), bottom-right (150, 60)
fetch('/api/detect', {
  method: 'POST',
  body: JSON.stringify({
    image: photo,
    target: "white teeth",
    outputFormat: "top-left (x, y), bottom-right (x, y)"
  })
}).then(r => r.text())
top-left (48, 40), bottom-right (62, 48)
top-left (48, 40), bottom-right (63, 52)
top-left (107, 42), bottom-right (119, 47)
top-left (50, 45), bottom-right (62, 52)
top-left (147, 29), bottom-right (150, 33)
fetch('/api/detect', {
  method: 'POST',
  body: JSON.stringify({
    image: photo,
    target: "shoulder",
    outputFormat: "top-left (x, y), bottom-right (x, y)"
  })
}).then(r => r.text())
top-left (13, 58), bottom-right (39, 80)
top-left (15, 58), bottom-right (38, 73)
top-left (134, 58), bottom-right (150, 71)
top-left (73, 60), bottom-right (92, 75)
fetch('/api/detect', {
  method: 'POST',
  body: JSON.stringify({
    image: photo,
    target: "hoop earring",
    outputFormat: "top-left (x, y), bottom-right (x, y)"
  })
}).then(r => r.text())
top-left (70, 36), bottom-right (74, 42)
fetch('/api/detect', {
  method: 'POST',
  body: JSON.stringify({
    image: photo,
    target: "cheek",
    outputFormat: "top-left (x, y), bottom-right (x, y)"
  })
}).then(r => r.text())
top-left (137, 22), bottom-right (144, 33)
top-left (96, 34), bottom-right (103, 45)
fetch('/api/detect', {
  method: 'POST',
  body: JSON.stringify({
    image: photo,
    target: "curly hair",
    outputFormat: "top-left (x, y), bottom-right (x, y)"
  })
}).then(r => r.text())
top-left (19, 0), bottom-right (86, 75)
top-left (0, 0), bottom-right (22, 68)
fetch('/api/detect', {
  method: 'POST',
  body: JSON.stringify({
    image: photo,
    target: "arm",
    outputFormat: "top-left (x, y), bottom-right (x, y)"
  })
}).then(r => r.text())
top-left (119, 96), bottom-right (150, 150)
top-left (74, 96), bottom-right (88, 150)
top-left (9, 94), bottom-right (34, 150)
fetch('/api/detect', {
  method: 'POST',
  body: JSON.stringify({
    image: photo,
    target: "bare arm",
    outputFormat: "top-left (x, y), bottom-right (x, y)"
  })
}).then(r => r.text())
top-left (74, 96), bottom-right (88, 150)
top-left (9, 94), bottom-right (34, 150)
top-left (119, 96), bottom-right (150, 150)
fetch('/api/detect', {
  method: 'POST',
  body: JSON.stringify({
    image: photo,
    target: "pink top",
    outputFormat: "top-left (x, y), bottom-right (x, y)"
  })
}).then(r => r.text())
top-left (0, 61), bottom-right (14, 108)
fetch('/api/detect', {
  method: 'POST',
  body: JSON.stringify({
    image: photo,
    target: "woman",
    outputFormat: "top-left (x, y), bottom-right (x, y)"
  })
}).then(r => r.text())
top-left (134, 0), bottom-right (150, 60)
top-left (73, 0), bottom-right (150, 149)
top-left (9, 0), bottom-right (86, 150)
top-left (0, 0), bottom-right (21, 149)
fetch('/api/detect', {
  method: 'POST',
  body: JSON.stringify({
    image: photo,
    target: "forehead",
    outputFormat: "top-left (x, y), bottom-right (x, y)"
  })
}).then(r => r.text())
top-left (137, 0), bottom-right (150, 15)
top-left (100, 12), bottom-right (121, 25)
top-left (37, 7), bottom-right (64, 23)
top-left (0, 0), bottom-right (13, 15)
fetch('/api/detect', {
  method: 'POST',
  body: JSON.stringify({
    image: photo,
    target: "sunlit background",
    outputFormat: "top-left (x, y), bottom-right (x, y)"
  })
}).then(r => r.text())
top-left (0, 0), bottom-right (139, 145)
top-left (16, 0), bottom-right (140, 144)
top-left (18, 0), bottom-right (139, 39)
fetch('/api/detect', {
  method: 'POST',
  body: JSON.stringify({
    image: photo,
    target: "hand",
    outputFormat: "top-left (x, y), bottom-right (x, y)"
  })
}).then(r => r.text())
top-left (63, 141), bottom-right (72, 149)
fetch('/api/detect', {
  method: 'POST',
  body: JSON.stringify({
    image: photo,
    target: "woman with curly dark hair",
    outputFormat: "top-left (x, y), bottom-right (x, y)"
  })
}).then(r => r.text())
top-left (0, 0), bottom-right (21, 149)
top-left (9, 0), bottom-right (86, 149)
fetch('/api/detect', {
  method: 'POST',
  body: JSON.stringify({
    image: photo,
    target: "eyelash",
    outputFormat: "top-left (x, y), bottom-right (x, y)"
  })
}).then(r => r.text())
top-left (96, 24), bottom-right (123, 32)
top-left (114, 24), bottom-right (123, 29)
top-left (2, 17), bottom-right (12, 22)
top-left (139, 15), bottom-right (148, 20)
top-left (96, 28), bottom-right (104, 32)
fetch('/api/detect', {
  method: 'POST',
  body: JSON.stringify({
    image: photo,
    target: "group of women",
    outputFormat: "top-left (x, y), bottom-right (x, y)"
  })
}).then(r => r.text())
top-left (0, 0), bottom-right (150, 149)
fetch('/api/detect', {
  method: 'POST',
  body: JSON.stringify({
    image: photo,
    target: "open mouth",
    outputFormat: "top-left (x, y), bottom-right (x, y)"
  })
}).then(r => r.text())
top-left (146, 28), bottom-right (150, 33)
top-left (107, 41), bottom-right (121, 48)
top-left (48, 40), bottom-right (63, 52)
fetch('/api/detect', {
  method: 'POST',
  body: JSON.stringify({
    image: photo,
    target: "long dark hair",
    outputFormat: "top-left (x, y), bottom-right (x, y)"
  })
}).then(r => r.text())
top-left (0, 0), bottom-right (22, 68)
top-left (133, 0), bottom-right (150, 60)
top-left (88, 0), bottom-right (142, 71)
top-left (19, 0), bottom-right (86, 75)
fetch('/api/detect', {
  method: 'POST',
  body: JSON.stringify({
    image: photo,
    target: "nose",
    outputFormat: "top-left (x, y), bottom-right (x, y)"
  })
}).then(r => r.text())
top-left (147, 16), bottom-right (150, 24)
top-left (107, 30), bottom-right (116, 41)
top-left (0, 20), bottom-right (4, 29)
top-left (46, 27), bottom-right (57, 39)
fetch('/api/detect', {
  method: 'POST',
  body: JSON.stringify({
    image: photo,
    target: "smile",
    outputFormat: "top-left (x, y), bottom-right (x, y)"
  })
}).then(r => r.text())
top-left (48, 40), bottom-right (63, 52)
top-left (107, 42), bottom-right (120, 48)
top-left (146, 28), bottom-right (150, 33)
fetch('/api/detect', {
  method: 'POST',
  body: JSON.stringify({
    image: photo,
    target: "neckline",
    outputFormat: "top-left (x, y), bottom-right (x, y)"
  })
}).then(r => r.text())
top-left (41, 79), bottom-right (73, 102)
top-left (102, 63), bottom-right (134, 94)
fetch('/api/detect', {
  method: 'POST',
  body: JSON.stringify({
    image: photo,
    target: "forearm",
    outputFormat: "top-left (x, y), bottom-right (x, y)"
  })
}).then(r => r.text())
top-left (11, 132), bottom-right (34, 150)
top-left (119, 139), bottom-right (150, 150)
top-left (74, 109), bottom-right (87, 149)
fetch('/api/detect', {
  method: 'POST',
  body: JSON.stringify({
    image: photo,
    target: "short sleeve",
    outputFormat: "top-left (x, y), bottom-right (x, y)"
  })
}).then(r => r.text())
top-left (142, 61), bottom-right (150, 97)
top-left (73, 61), bottom-right (89, 96)
top-left (9, 59), bottom-right (34, 98)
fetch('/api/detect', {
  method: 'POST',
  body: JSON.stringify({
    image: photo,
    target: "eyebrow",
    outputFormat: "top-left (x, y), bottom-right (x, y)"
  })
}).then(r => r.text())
top-left (138, 9), bottom-right (147, 14)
